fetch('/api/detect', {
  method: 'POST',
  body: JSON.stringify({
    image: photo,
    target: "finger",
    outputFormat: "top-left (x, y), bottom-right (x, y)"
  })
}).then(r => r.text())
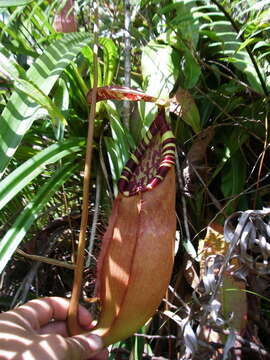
top-left (66, 333), bottom-right (103, 360)
top-left (77, 303), bottom-right (95, 330)
top-left (15, 297), bottom-right (93, 330)
top-left (38, 320), bottom-right (68, 336)
top-left (15, 297), bottom-right (69, 330)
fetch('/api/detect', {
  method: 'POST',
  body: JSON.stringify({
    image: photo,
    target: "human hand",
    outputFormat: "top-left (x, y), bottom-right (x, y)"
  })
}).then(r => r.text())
top-left (0, 297), bottom-right (108, 360)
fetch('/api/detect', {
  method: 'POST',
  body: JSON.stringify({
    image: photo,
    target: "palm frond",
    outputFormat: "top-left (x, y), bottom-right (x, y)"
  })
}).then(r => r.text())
top-left (0, 32), bottom-right (91, 178)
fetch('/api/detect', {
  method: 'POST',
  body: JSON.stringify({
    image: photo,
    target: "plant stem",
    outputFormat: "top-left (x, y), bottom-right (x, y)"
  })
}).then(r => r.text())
top-left (67, 1), bottom-right (99, 335)
top-left (85, 165), bottom-right (101, 268)
top-left (123, 0), bottom-right (131, 130)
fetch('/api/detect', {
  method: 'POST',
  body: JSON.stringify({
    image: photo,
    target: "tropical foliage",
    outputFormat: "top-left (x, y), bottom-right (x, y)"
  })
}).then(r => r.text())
top-left (1, 0), bottom-right (270, 359)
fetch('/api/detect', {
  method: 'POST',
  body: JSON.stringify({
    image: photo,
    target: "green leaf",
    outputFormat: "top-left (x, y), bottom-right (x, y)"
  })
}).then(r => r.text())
top-left (181, 50), bottom-right (201, 89)
top-left (161, 1), bottom-right (200, 48)
top-left (27, 1), bottom-right (55, 36)
top-left (0, 0), bottom-right (34, 6)
top-left (0, 161), bottom-right (80, 274)
top-left (237, 37), bottom-right (258, 52)
top-left (52, 78), bottom-right (69, 140)
top-left (141, 40), bottom-right (178, 99)
top-left (221, 151), bottom-right (246, 200)
top-left (131, 329), bottom-right (146, 360)
top-left (0, 20), bottom-right (37, 58)
top-left (104, 101), bottom-right (135, 194)
top-left (61, 64), bottom-right (88, 114)
top-left (195, 3), bottom-right (267, 95)
top-left (14, 78), bottom-right (67, 127)
top-left (0, 45), bottom-right (25, 80)
top-left (81, 45), bottom-right (102, 87)
top-left (106, 101), bottom-right (135, 153)
top-left (104, 136), bottom-right (121, 195)
top-left (0, 138), bottom-right (85, 210)
top-left (99, 37), bottom-right (118, 85)
top-left (141, 40), bottom-right (179, 126)
top-left (241, 0), bottom-right (270, 15)
top-left (0, 32), bottom-right (91, 178)
top-left (176, 89), bottom-right (201, 133)
top-left (253, 40), bottom-right (270, 51)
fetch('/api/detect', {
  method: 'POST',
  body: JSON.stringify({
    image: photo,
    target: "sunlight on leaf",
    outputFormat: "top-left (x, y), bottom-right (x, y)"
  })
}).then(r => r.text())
top-left (0, 0), bottom-right (34, 6)
top-left (0, 138), bottom-right (85, 210)
top-left (0, 32), bottom-right (91, 178)
top-left (0, 161), bottom-right (80, 274)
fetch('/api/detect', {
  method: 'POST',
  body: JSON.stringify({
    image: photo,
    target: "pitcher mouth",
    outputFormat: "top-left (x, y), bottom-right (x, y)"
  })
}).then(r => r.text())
top-left (118, 108), bottom-right (176, 197)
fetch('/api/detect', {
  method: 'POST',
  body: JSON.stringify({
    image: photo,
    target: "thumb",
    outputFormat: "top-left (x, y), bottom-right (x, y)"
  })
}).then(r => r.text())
top-left (66, 333), bottom-right (103, 360)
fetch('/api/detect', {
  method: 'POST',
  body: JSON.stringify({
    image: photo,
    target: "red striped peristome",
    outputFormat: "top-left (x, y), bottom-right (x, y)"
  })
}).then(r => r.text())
top-left (118, 107), bottom-right (176, 197)
top-left (87, 85), bottom-right (158, 104)
top-left (86, 85), bottom-right (175, 196)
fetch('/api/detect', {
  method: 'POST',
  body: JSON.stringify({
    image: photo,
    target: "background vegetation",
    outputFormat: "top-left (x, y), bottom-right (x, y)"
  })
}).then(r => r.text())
top-left (1, 0), bottom-right (270, 358)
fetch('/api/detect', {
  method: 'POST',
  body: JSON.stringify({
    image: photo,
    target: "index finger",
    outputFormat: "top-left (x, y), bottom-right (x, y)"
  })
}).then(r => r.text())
top-left (14, 297), bottom-right (93, 330)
